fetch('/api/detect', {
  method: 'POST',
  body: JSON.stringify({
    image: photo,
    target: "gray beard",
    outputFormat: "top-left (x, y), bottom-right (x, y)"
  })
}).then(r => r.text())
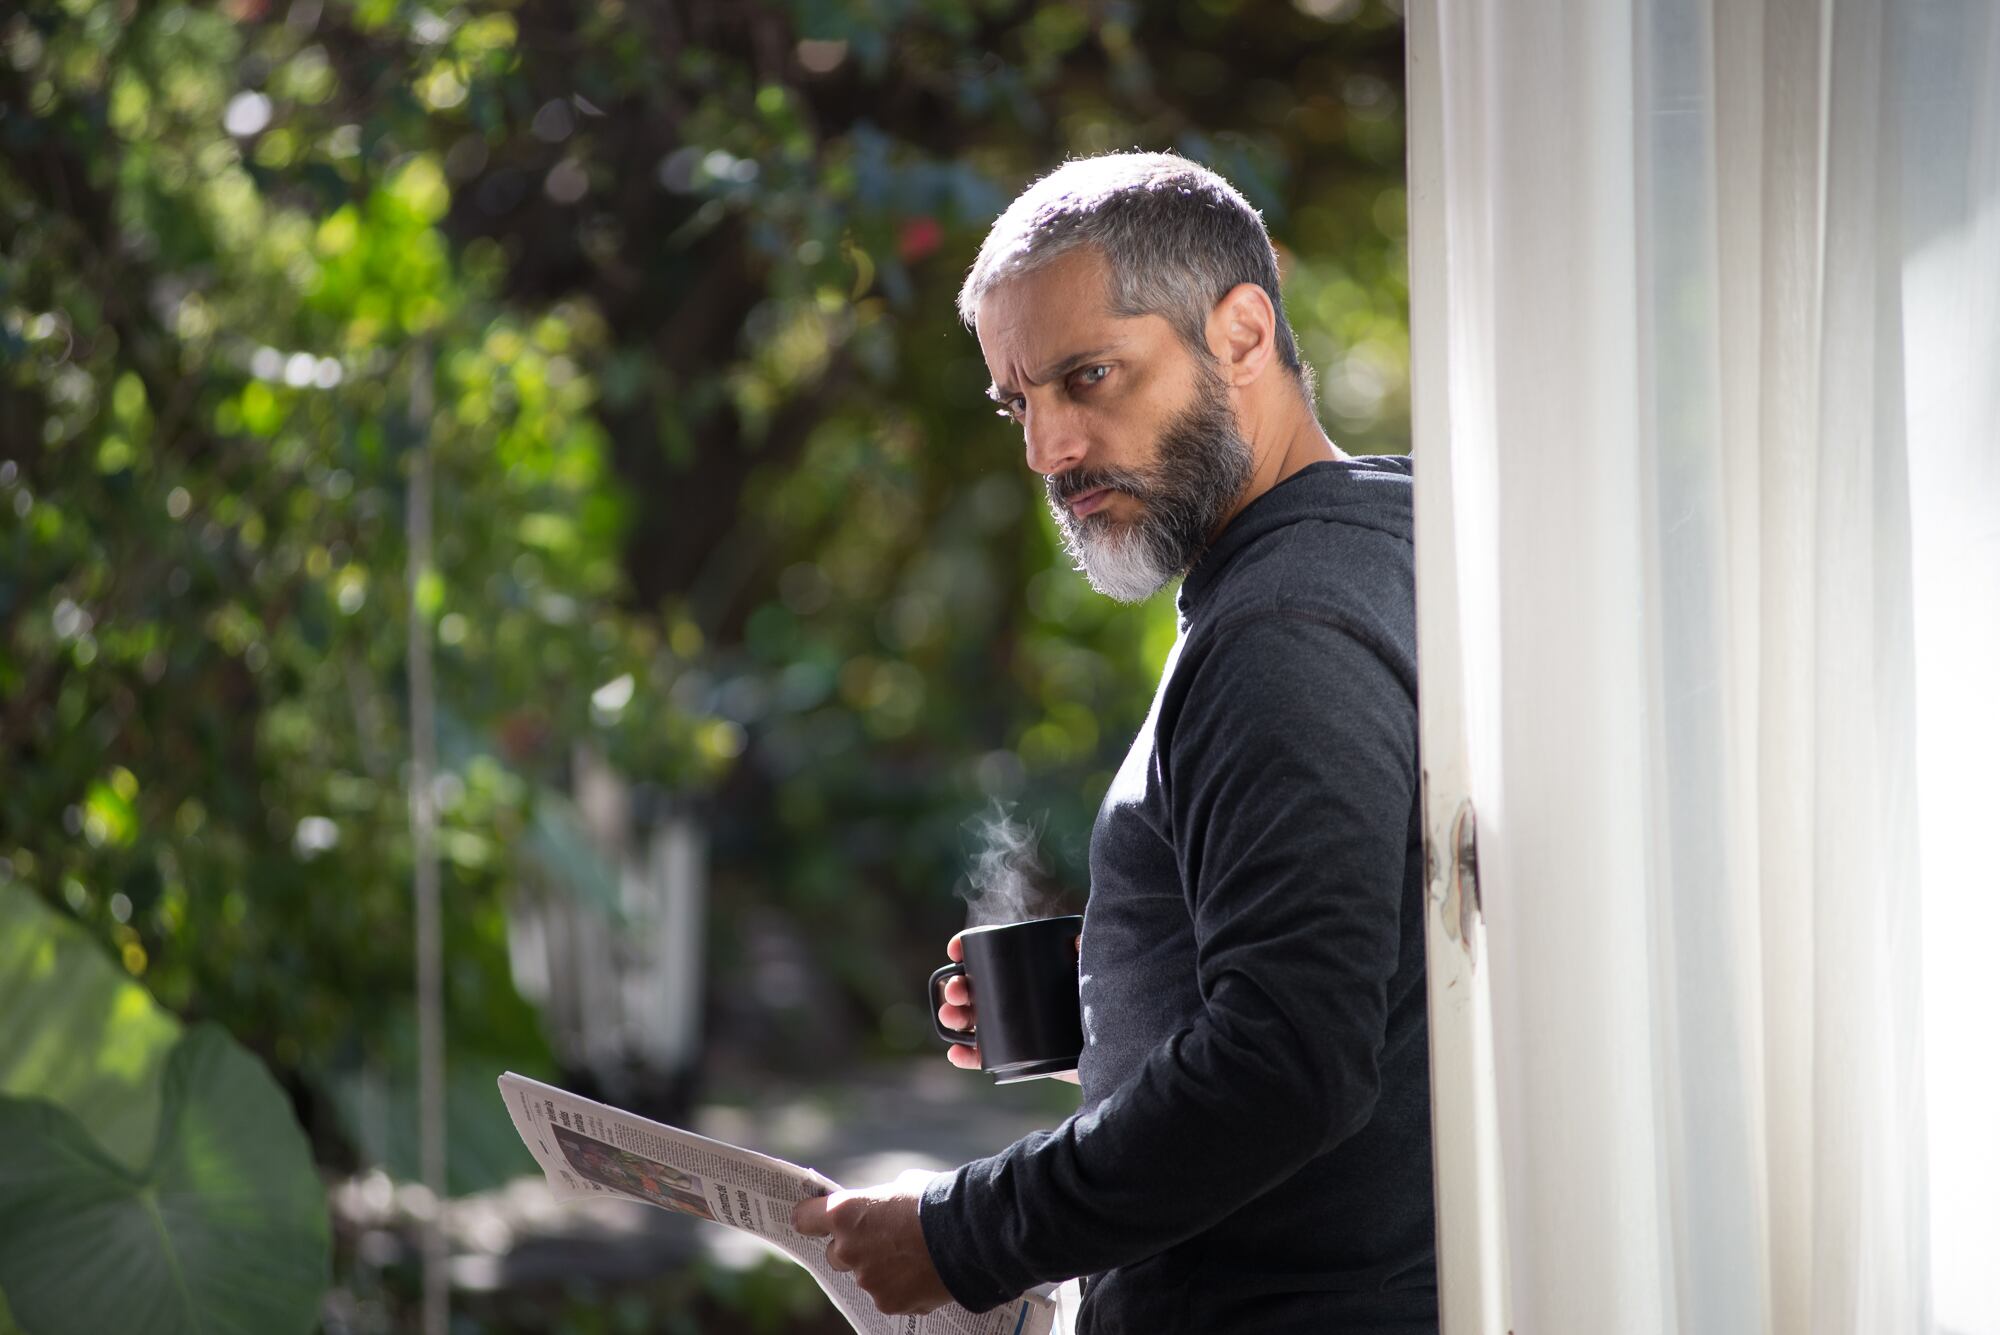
top-left (1045, 369), bottom-right (1255, 603)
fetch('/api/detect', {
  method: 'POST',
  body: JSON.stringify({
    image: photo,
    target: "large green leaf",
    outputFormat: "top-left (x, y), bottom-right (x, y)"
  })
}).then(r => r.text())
top-left (0, 886), bottom-right (179, 1172)
top-left (0, 1025), bottom-right (329, 1335)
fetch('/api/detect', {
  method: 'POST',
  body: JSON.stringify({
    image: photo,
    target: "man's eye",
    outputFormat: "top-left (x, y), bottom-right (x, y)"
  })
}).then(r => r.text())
top-left (996, 397), bottom-right (1026, 422)
top-left (1076, 365), bottom-right (1110, 388)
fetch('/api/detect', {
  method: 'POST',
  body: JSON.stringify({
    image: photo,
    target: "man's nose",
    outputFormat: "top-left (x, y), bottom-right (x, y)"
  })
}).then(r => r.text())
top-left (1023, 401), bottom-right (1087, 478)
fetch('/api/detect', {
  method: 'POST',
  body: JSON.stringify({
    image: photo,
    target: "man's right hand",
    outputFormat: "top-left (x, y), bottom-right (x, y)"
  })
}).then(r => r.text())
top-left (937, 931), bottom-right (1083, 1084)
top-left (937, 933), bottom-right (983, 1071)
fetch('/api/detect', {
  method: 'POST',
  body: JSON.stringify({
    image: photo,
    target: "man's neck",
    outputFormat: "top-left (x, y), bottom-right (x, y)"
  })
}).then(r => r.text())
top-left (1222, 388), bottom-right (1346, 528)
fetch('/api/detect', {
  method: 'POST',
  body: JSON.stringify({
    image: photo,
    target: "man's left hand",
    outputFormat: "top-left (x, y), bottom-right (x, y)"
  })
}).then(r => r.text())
top-left (791, 1169), bottom-right (952, 1316)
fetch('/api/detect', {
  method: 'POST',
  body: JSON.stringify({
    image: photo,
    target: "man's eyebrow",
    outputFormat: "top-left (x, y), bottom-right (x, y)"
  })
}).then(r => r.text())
top-left (986, 346), bottom-right (1120, 403)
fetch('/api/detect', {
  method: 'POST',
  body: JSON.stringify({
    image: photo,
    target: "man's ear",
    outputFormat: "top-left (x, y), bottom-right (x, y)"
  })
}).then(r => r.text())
top-left (1207, 282), bottom-right (1278, 387)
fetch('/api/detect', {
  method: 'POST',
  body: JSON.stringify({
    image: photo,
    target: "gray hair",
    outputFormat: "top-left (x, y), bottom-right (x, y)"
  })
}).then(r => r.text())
top-left (958, 151), bottom-right (1306, 383)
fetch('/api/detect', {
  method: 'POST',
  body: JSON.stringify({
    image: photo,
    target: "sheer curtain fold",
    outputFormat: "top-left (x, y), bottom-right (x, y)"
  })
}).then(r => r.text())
top-left (1409, 0), bottom-right (1999, 1331)
top-left (1904, 7), bottom-right (2000, 1334)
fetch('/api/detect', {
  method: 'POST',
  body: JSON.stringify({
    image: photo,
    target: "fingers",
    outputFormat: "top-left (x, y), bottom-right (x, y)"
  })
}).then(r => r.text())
top-left (937, 975), bottom-right (974, 1041)
top-left (791, 1193), bottom-right (833, 1237)
top-left (796, 1191), bottom-right (858, 1273)
top-left (796, 1182), bottom-right (943, 1303)
top-left (941, 937), bottom-right (977, 1070)
top-left (796, 1192), bottom-right (859, 1275)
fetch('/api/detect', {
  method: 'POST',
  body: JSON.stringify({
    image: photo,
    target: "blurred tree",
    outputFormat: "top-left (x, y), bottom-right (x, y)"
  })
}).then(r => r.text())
top-left (0, 0), bottom-right (1407, 1162)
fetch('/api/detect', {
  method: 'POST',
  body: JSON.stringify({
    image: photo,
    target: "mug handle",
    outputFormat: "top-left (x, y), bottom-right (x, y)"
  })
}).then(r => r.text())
top-left (929, 962), bottom-right (974, 1045)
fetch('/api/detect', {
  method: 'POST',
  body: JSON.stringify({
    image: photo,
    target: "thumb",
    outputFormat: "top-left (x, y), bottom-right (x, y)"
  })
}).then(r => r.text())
top-left (792, 1193), bottom-right (832, 1235)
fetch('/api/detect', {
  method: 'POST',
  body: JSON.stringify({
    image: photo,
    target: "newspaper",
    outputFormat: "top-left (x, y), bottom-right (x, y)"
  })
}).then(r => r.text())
top-left (498, 1073), bottom-right (1056, 1335)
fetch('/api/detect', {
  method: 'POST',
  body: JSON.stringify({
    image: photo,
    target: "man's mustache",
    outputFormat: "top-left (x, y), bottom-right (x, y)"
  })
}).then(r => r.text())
top-left (1048, 468), bottom-right (1153, 508)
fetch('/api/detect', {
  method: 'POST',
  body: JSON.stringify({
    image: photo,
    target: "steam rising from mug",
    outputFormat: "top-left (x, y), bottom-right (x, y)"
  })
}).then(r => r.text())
top-left (958, 800), bottom-right (1063, 927)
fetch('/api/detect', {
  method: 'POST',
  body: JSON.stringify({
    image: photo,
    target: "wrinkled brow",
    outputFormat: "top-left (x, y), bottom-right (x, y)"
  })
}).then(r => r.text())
top-left (987, 346), bottom-right (1119, 402)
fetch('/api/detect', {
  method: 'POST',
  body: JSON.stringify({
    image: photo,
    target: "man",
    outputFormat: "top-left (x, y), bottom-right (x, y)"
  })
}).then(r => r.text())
top-left (794, 152), bottom-right (1436, 1334)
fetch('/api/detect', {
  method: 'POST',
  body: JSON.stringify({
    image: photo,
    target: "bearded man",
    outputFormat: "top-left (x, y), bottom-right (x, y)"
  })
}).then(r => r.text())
top-left (794, 151), bottom-right (1438, 1335)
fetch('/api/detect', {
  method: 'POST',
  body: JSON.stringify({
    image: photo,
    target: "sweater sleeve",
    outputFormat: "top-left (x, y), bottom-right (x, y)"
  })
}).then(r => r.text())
top-left (918, 610), bottom-right (1418, 1311)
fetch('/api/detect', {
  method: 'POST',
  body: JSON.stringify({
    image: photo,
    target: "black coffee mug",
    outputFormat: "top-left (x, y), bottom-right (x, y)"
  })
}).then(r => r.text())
top-left (929, 914), bottom-right (1084, 1083)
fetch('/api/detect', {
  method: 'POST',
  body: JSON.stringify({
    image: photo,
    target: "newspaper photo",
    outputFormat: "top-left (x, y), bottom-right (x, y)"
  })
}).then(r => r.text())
top-left (498, 1073), bottom-right (1056, 1335)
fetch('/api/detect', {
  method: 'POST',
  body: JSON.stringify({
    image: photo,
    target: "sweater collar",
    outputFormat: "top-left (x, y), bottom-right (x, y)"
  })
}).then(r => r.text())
top-left (1175, 456), bottom-right (1414, 618)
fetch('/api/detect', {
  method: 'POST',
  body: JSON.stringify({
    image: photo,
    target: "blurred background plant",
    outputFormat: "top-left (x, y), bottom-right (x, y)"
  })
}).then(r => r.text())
top-left (0, 0), bottom-right (1407, 1329)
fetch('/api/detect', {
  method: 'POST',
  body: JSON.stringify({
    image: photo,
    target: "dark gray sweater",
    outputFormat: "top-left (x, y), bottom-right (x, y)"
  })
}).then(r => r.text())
top-left (920, 457), bottom-right (1437, 1334)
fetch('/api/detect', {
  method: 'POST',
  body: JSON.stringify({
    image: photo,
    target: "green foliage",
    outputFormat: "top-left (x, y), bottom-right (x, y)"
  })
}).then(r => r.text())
top-left (0, 1028), bottom-right (330, 1335)
top-left (329, 1024), bottom-right (537, 1195)
top-left (0, 887), bottom-right (328, 1335)
top-left (453, 1255), bottom-right (846, 1335)
top-left (0, 880), bottom-right (179, 1171)
top-left (2, 0), bottom-right (614, 1135)
top-left (692, 1254), bottom-right (833, 1335)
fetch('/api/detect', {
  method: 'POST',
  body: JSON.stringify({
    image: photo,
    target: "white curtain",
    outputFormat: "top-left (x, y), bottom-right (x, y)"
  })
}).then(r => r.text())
top-left (1406, 0), bottom-right (2000, 1332)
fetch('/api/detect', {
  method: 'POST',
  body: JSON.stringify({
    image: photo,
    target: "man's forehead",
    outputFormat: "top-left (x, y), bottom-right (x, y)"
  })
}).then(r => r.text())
top-left (980, 317), bottom-right (1107, 388)
top-left (977, 276), bottom-right (1149, 394)
top-left (977, 248), bottom-right (1110, 336)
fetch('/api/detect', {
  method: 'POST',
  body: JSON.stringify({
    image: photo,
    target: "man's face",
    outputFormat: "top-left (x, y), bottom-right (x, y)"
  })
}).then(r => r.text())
top-left (976, 247), bottom-right (1254, 603)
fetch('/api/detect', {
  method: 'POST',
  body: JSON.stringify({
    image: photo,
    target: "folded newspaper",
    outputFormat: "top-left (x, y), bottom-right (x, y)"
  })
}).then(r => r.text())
top-left (498, 1073), bottom-right (1055, 1335)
